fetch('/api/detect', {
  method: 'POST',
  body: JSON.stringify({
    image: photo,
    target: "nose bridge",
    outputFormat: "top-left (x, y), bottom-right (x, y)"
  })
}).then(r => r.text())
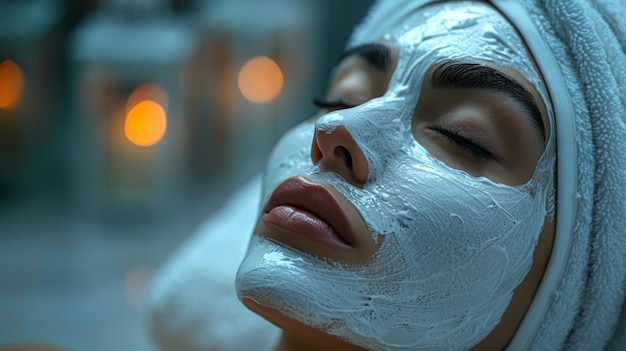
top-left (316, 105), bottom-right (393, 143)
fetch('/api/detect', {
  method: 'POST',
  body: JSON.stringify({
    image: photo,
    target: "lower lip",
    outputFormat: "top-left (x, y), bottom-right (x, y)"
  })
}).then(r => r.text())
top-left (262, 205), bottom-right (351, 248)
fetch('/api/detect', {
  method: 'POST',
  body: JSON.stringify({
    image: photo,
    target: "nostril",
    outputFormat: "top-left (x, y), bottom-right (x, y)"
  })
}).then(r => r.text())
top-left (310, 125), bottom-right (368, 187)
top-left (334, 146), bottom-right (353, 169)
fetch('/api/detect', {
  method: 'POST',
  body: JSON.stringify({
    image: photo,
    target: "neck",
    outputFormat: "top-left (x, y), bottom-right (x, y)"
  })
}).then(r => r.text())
top-left (241, 299), bottom-right (368, 351)
top-left (273, 333), bottom-right (315, 351)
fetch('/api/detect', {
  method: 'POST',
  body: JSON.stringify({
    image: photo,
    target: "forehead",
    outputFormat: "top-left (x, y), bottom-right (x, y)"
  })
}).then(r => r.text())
top-left (388, 3), bottom-right (537, 82)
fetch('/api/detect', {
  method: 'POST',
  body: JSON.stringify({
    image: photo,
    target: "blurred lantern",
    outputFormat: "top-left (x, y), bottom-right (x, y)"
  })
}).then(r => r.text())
top-left (0, 0), bottom-right (62, 200)
top-left (69, 0), bottom-right (196, 218)
top-left (186, 0), bottom-right (317, 183)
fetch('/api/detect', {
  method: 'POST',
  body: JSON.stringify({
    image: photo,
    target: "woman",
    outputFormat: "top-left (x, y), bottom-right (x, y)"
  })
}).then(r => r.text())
top-left (150, 0), bottom-right (626, 350)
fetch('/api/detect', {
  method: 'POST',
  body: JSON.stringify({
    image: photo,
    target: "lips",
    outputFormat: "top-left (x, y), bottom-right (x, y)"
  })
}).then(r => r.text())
top-left (261, 176), bottom-right (357, 249)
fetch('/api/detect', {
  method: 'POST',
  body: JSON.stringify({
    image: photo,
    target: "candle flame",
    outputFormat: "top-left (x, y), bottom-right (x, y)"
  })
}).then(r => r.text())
top-left (124, 100), bottom-right (167, 147)
top-left (124, 83), bottom-right (168, 147)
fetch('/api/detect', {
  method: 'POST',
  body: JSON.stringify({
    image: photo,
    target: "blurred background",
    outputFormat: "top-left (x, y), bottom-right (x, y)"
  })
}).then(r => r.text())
top-left (0, 0), bottom-right (372, 349)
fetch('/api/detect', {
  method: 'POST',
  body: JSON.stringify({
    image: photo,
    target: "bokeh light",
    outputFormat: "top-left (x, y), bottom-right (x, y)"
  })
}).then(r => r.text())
top-left (0, 59), bottom-right (25, 110)
top-left (237, 56), bottom-right (283, 103)
top-left (124, 100), bottom-right (167, 147)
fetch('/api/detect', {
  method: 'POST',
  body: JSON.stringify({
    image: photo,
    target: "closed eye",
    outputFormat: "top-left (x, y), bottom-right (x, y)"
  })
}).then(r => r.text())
top-left (312, 98), bottom-right (356, 111)
top-left (431, 126), bottom-right (494, 160)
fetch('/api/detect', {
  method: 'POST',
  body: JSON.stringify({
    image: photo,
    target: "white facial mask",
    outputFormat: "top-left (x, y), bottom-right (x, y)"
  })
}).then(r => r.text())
top-left (237, 2), bottom-right (556, 350)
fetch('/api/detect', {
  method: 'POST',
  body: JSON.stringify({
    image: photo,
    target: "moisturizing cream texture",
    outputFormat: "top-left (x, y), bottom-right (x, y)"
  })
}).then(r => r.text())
top-left (237, 2), bottom-right (556, 350)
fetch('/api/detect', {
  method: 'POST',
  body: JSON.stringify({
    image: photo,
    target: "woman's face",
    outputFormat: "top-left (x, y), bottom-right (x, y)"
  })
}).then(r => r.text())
top-left (237, 1), bottom-right (555, 350)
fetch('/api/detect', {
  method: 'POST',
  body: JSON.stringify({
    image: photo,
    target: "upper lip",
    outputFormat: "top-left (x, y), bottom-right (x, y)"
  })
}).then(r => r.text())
top-left (262, 176), bottom-right (357, 247)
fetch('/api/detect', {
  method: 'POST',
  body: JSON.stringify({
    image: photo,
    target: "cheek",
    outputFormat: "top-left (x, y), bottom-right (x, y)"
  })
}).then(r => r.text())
top-left (343, 146), bottom-right (544, 278)
top-left (262, 122), bottom-right (316, 200)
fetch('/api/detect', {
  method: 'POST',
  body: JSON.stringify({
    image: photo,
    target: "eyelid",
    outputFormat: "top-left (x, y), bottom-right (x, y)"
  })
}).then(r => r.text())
top-left (430, 126), bottom-right (494, 161)
top-left (312, 98), bottom-right (357, 110)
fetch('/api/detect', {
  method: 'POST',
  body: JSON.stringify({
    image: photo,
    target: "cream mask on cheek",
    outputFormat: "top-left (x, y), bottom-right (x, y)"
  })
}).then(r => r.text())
top-left (237, 2), bottom-right (556, 350)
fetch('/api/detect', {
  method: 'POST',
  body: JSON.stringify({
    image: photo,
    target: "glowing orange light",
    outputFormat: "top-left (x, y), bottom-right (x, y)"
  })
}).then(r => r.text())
top-left (238, 56), bottom-right (283, 103)
top-left (126, 83), bottom-right (168, 112)
top-left (124, 100), bottom-right (167, 146)
top-left (0, 59), bottom-right (25, 109)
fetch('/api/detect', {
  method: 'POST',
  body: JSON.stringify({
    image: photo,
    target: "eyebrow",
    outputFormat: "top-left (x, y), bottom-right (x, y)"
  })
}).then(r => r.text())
top-left (431, 61), bottom-right (546, 143)
top-left (338, 43), bottom-right (391, 72)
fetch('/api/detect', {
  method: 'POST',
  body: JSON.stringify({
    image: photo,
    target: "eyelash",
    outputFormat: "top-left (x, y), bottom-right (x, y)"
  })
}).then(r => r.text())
top-left (433, 126), bottom-right (493, 160)
top-left (312, 98), bottom-right (355, 110)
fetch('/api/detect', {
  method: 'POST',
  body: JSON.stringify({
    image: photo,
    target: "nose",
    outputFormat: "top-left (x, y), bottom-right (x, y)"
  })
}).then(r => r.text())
top-left (310, 125), bottom-right (369, 188)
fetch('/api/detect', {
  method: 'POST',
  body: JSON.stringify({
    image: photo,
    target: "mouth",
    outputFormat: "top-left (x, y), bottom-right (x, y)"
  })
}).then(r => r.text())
top-left (260, 176), bottom-right (357, 250)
